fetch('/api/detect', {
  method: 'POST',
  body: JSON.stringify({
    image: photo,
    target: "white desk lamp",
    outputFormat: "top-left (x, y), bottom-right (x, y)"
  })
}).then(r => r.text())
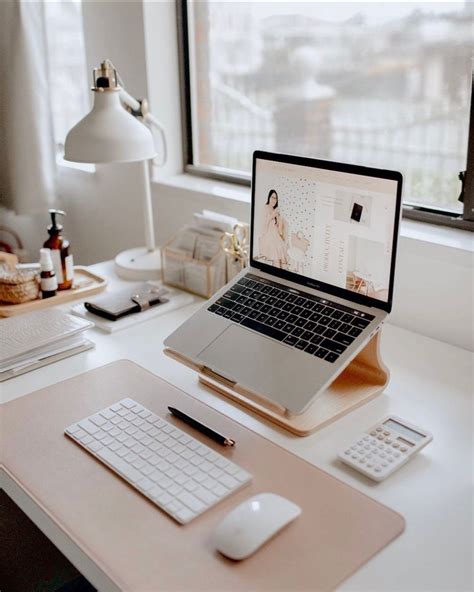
top-left (64, 60), bottom-right (166, 280)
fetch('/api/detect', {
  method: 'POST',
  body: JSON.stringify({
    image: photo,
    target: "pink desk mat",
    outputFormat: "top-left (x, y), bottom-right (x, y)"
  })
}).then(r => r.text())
top-left (2, 360), bottom-right (405, 591)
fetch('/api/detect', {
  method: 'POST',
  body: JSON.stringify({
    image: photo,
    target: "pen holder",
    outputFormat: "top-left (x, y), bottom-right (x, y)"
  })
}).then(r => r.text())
top-left (161, 240), bottom-right (226, 299)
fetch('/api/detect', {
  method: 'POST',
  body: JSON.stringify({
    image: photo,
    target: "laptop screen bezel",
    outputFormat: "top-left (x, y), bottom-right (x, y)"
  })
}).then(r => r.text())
top-left (250, 150), bottom-right (403, 314)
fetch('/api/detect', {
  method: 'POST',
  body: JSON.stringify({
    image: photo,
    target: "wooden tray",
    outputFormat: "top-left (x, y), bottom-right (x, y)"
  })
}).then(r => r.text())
top-left (0, 266), bottom-right (107, 317)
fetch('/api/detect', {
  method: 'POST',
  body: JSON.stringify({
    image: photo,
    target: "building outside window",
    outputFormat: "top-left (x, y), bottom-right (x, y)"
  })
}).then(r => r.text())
top-left (184, 1), bottom-right (473, 219)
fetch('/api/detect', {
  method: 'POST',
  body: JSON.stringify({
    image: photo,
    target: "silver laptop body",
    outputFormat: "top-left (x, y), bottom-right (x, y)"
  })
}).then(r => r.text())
top-left (165, 151), bottom-right (402, 416)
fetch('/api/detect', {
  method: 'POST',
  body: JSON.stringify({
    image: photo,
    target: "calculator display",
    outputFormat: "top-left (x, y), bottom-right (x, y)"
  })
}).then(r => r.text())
top-left (383, 419), bottom-right (425, 442)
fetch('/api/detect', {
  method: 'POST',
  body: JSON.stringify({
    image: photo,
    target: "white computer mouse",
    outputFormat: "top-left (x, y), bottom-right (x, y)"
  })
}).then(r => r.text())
top-left (213, 492), bottom-right (301, 560)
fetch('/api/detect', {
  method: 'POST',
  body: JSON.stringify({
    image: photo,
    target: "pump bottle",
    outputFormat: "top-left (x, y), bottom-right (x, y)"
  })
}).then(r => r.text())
top-left (43, 209), bottom-right (74, 290)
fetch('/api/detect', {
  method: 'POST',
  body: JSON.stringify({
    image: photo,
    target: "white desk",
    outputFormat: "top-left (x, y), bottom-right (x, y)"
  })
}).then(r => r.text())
top-left (1, 261), bottom-right (473, 591)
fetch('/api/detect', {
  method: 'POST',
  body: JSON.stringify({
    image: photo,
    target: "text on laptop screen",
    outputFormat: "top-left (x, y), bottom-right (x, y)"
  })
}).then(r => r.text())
top-left (252, 158), bottom-right (399, 303)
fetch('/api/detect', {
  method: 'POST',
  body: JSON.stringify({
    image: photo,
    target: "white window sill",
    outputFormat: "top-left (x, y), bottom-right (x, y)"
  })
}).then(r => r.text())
top-left (155, 173), bottom-right (474, 254)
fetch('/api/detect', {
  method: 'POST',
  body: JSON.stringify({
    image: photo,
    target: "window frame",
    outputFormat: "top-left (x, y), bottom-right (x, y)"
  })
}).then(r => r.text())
top-left (176, 0), bottom-right (473, 231)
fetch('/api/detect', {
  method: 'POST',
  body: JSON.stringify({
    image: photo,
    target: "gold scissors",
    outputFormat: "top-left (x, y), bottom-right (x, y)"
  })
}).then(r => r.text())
top-left (221, 223), bottom-right (249, 265)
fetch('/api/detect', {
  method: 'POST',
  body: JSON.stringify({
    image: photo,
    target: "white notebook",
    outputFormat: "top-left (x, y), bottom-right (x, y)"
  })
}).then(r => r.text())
top-left (0, 309), bottom-right (94, 381)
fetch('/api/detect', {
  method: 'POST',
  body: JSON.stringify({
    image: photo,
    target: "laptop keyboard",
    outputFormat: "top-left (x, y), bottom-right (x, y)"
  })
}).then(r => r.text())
top-left (207, 274), bottom-right (375, 364)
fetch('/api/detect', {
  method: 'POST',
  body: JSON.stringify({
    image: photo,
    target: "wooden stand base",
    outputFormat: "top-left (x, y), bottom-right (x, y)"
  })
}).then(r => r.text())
top-left (165, 331), bottom-right (389, 437)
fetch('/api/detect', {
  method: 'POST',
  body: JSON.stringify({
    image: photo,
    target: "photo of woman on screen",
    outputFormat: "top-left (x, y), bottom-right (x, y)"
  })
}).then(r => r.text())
top-left (258, 189), bottom-right (287, 268)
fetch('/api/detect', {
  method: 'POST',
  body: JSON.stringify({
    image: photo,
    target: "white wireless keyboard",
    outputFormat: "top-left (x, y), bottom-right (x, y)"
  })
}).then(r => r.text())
top-left (65, 398), bottom-right (252, 524)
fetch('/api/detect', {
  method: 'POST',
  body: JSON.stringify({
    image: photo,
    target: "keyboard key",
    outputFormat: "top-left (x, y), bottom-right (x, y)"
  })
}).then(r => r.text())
top-left (349, 327), bottom-right (362, 337)
top-left (333, 332), bottom-right (355, 346)
top-left (284, 335), bottom-right (298, 346)
top-left (305, 343), bottom-right (318, 355)
top-left (319, 316), bottom-right (330, 325)
top-left (256, 313), bottom-right (268, 323)
top-left (274, 320), bottom-right (286, 330)
top-left (277, 310), bottom-right (289, 320)
top-left (310, 312), bottom-right (322, 322)
top-left (266, 317), bottom-right (277, 327)
top-left (323, 328), bottom-right (336, 339)
top-left (295, 340), bottom-right (308, 350)
top-left (329, 319), bottom-right (341, 330)
top-left (310, 334), bottom-right (323, 344)
top-left (292, 327), bottom-right (304, 337)
top-left (305, 321), bottom-right (316, 331)
top-left (320, 338), bottom-right (347, 355)
top-left (241, 317), bottom-right (286, 341)
top-left (341, 313), bottom-right (354, 324)
top-left (339, 323), bottom-right (352, 333)
top-left (300, 309), bottom-right (312, 319)
top-left (315, 348), bottom-right (329, 358)
top-left (301, 330), bottom-right (313, 341)
top-left (232, 313), bottom-right (244, 323)
top-left (325, 352), bottom-right (340, 363)
top-left (331, 310), bottom-right (344, 319)
top-left (352, 317), bottom-right (370, 329)
top-left (295, 317), bottom-right (306, 327)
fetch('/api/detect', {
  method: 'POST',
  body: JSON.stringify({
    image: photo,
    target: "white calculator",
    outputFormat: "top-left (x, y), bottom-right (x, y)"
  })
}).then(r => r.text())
top-left (338, 416), bottom-right (433, 482)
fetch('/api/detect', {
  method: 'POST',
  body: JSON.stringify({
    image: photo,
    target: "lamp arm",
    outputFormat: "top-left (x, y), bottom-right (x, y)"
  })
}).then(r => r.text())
top-left (119, 88), bottom-right (167, 168)
top-left (101, 60), bottom-right (167, 166)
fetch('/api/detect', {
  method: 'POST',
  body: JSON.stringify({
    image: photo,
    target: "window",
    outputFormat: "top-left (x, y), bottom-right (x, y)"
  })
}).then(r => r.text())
top-left (181, 1), bottom-right (473, 227)
top-left (44, 0), bottom-right (89, 159)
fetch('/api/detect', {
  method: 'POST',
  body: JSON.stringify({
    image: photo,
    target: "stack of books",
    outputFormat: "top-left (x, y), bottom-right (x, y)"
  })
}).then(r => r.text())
top-left (0, 309), bottom-right (94, 382)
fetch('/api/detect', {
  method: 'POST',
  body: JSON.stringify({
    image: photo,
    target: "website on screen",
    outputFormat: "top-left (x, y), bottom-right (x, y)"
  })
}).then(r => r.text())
top-left (253, 158), bottom-right (398, 302)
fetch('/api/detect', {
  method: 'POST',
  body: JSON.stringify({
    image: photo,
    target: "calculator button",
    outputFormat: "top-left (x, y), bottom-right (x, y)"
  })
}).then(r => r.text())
top-left (385, 438), bottom-right (392, 444)
top-left (370, 431), bottom-right (377, 436)
top-left (364, 445), bottom-right (370, 450)
top-left (376, 427), bottom-right (383, 432)
top-left (377, 444), bottom-right (384, 449)
top-left (363, 436), bottom-right (370, 441)
top-left (370, 439), bottom-right (377, 445)
top-left (381, 462), bottom-right (388, 467)
top-left (380, 453), bottom-right (386, 458)
top-left (351, 454), bottom-right (359, 459)
top-left (377, 435), bottom-right (384, 440)
top-left (387, 457), bottom-right (394, 463)
top-left (344, 449), bottom-right (351, 455)
top-left (359, 458), bottom-right (366, 464)
top-left (366, 462), bottom-right (374, 467)
top-left (394, 452), bottom-right (400, 458)
top-left (400, 446), bottom-right (408, 452)
top-left (366, 453), bottom-right (373, 459)
top-left (351, 445), bottom-right (357, 450)
top-left (357, 440), bottom-right (364, 445)
top-left (393, 442), bottom-right (400, 448)
top-left (374, 466), bottom-right (382, 472)
top-left (383, 431), bottom-right (390, 436)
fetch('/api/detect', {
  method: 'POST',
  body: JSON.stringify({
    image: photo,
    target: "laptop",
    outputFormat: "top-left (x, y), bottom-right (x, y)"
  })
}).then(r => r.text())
top-left (164, 151), bottom-right (402, 415)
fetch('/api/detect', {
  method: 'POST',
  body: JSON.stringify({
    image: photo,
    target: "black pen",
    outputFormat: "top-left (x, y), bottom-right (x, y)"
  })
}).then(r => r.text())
top-left (168, 406), bottom-right (235, 447)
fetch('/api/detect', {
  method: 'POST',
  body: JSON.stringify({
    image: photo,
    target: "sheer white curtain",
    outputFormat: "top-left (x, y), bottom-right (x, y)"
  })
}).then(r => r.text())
top-left (0, 0), bottom-right (57, 215)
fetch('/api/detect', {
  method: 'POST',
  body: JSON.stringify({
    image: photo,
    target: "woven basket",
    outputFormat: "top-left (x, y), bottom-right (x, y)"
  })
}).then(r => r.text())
top-left (0, 268), bottom-right (39, 304)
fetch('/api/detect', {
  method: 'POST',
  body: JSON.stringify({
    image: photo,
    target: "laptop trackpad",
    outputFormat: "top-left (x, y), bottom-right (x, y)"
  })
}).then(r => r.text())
top-left (198, 324), bottom-right (316, 409)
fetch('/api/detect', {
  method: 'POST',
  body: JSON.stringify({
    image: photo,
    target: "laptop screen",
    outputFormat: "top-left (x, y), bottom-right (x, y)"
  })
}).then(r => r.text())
top-left (251, 153), bottom-right (401, 310)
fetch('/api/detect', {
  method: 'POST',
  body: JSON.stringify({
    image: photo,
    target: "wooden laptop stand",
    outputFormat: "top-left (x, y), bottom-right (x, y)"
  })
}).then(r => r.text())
top-left (164, 330), bottom-right (389, 437)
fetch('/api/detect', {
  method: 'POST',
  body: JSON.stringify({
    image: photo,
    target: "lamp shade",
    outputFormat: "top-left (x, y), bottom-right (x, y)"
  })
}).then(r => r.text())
top-left (64, 90), bottom-right (156, 164)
